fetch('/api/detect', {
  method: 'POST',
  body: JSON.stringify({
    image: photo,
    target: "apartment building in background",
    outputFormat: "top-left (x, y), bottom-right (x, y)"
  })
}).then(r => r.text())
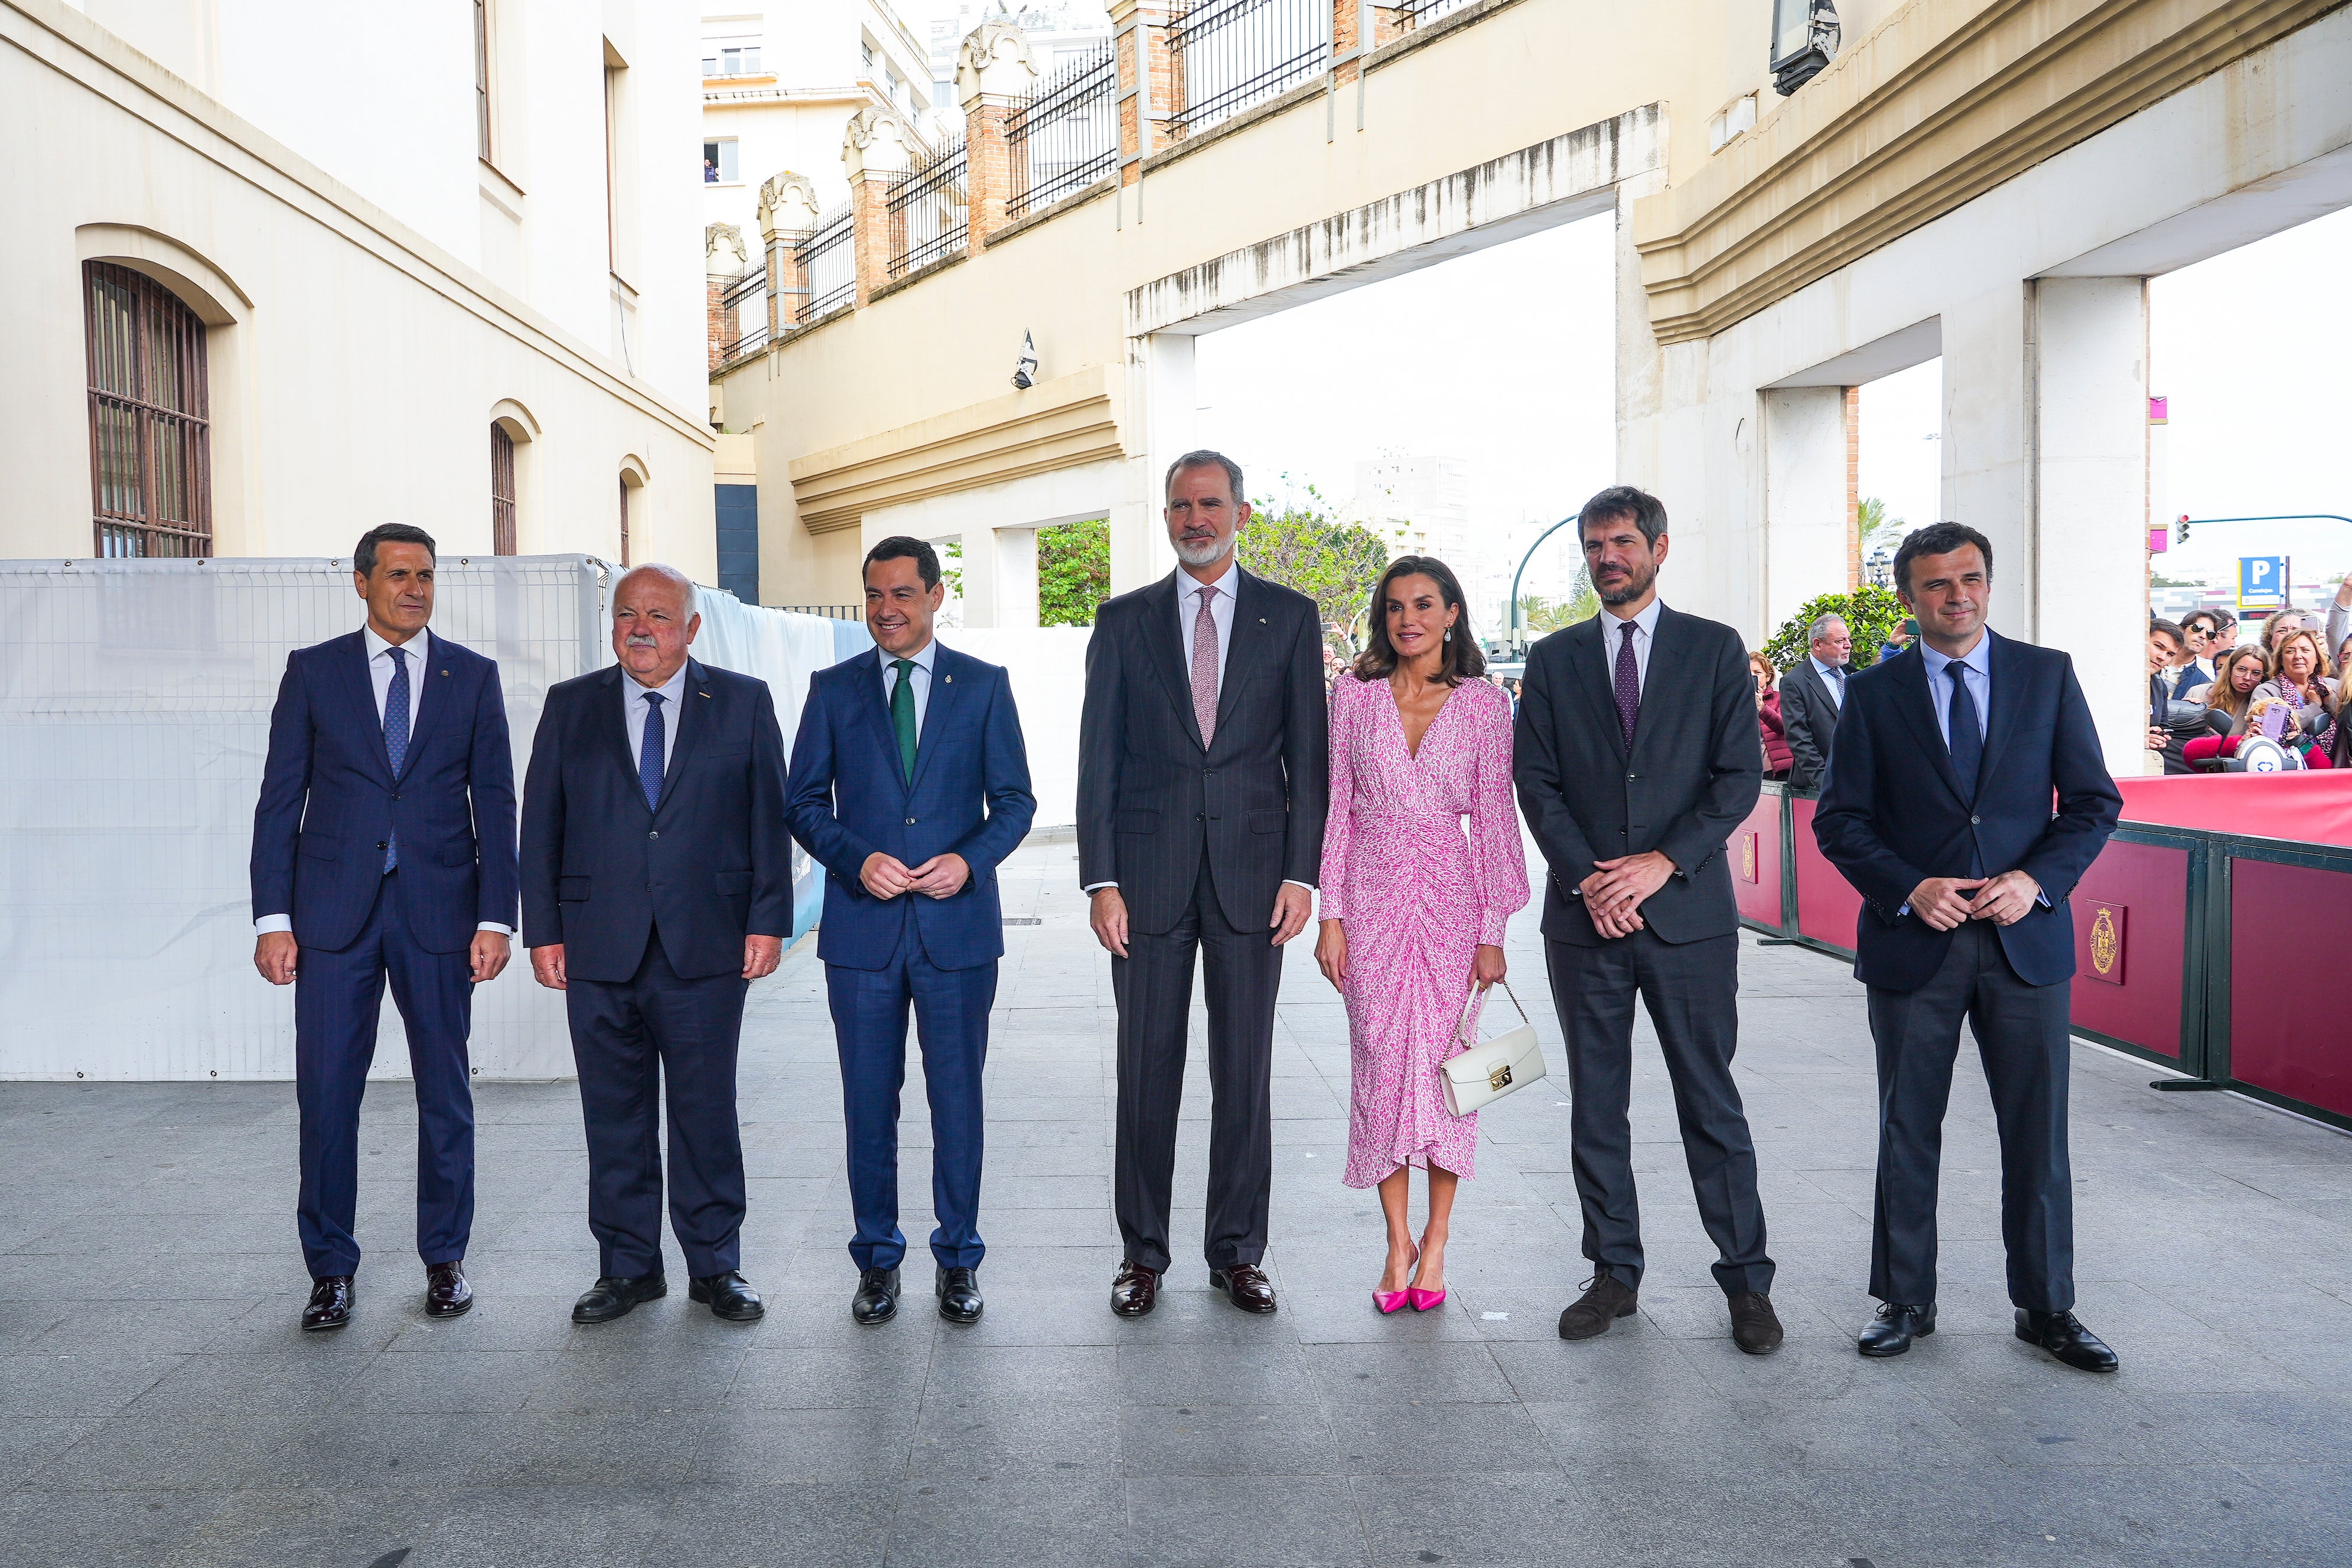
top-left (921, 0), bottom-right (1109, 107)
top-left (1351, 454), bottom-right (1508, 631)
top-left (2, 0), bottom-right (714, 573)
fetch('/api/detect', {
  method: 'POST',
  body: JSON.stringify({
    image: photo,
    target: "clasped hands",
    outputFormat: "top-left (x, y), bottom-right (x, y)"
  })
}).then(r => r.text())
top-left (1578, 850), bottom-right (1675, 939)
top-left (861, 850), bottom-right (970, 902)
top-left (1905, 870), bottom-right (2041, 931)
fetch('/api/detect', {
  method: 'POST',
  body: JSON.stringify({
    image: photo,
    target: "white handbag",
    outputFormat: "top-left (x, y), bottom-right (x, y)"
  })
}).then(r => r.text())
top-left (1440, 979), bottom-right (1548, 1117)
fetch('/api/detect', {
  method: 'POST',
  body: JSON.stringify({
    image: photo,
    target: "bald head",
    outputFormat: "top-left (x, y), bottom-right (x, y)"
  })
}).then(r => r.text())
top-left (611, 563), bottom-right (701, 687)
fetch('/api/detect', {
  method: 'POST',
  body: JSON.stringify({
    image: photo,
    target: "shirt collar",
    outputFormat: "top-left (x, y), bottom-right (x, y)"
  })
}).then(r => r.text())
top-left (879, 638), bottom-right (937, 674)
top-left (363, 625), bottom-right (428, 664)
top-left (1181, 556), bottom-right (1241, 603)
top-left (1810, 654), bottom-right (1846, 680)
top-left (1600, 598), bottom-right (1662, 640)
top-left (624, 661), bottom-right (690, 706)
top-left (1920, 633), bottom-right (1991, 683)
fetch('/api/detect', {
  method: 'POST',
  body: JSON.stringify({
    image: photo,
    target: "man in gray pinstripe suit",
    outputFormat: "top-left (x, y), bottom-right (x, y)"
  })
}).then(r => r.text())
top-left (1078, 451), bottom-right (1330, 1318)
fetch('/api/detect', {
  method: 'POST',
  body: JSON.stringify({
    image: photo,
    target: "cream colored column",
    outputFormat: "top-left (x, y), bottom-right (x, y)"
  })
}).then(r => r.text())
top-left (1115, 331), bottom-right (1191, 593)
top-left (1760, 386), bottom-right (1851, 635)
top-left (756, 171), bottom-right (820, 333)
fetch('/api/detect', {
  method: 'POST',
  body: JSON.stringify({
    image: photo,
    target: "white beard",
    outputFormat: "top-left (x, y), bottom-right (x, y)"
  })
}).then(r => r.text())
top-left (1173, 534), bottom-right (1233, 569)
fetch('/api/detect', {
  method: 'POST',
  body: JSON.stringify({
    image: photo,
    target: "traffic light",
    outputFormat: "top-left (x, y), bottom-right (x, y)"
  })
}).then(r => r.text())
top-left (2174, 514), bottom-right (2192, 544)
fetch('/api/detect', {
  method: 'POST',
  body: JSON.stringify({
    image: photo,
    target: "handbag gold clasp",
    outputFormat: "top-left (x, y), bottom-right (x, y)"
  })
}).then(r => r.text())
top-left (1488, 1063), bottom-right (1513, 1091)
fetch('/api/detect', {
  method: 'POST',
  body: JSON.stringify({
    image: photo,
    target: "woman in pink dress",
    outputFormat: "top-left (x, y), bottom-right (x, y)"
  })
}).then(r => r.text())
top-left (1314, 556), bottom-right (1529, 1313)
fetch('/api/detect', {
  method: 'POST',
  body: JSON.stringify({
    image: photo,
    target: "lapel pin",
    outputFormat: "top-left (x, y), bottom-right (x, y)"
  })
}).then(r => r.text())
top-left (439, 669), bottom-right (449, 677)
top-left (701, 690), bottom-right (713, 698)
top-left (944, 674), bottom-right (953, 683)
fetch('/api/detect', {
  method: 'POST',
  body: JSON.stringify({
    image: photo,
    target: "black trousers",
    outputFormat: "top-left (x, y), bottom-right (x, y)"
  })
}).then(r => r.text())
top-left (1113, 858), bottom-right (1281, 1273)
top-left (1546, 930), bottom-right (1774, 1297)
top-left (1867, 917), bottom-right (2074, 1313)
top-left (566, 928), bottom-right (750, 1279)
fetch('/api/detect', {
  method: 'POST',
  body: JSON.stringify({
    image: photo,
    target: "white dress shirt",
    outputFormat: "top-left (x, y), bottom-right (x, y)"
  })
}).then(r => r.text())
top-left (1178, 556), bottom-right (1240, 687)
top-left (1810, 654), bottom-right (1847, 707)
top-left (623, 660), bottom-right (692, 772)
top-left (877, 637), bottom-right (936, 737)
top-left (1918, 634), bottom-right (1992, 747)
top-left (256, 626), bottom-right (512, 937)
top-left (1597, 597), bottom-right (1663, 692)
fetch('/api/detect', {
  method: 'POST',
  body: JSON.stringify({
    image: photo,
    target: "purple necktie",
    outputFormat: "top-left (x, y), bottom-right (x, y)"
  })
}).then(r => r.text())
top-left (1190, 585), bottom-right (1220, 747)
top-left (1613, 620), bottom-right (1641, 749)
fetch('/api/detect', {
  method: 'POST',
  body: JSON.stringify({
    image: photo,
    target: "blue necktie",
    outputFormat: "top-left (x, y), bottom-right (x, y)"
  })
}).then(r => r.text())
top-left (1946, 662), bottom-right (1985, 876)
top-left (639, 691), bottom-right (666, 811)
top-left (382, 646), bottom-right (409, 873)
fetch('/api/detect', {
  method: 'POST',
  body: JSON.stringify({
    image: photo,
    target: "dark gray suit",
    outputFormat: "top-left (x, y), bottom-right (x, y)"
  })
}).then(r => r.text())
top-left (1513, 604), bottom-right (1773, 1297)
top-left (1779, 656), bottom-right (1845, 790)
top-left (1077, 566), bottom-right (1328, 1273)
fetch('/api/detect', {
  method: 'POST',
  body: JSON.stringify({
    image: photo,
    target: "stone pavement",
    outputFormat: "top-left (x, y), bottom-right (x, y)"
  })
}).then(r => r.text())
top-left (6, 831), bottom-right (2352, 1567)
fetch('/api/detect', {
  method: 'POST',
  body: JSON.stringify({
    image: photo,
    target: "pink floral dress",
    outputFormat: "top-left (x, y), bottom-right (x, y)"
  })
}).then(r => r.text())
top-left (1318, 673), bottom-right (1529, 1188)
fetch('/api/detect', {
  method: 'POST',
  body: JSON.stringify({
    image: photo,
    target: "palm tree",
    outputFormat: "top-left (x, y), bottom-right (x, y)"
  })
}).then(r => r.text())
top-left (1856, 496), bottom-right (1905, 556)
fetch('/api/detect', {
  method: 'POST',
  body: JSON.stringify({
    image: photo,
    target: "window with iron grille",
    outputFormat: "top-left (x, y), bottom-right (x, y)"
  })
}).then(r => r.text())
top-left (797, 204), bottom-right (856, 321)
top-left (887, 137), bottom-right (968, 278)
top-left (83, 262), bottom-right (212, 559)
top-left (1006, 43), bottom-right (1117, 221)
top-left (1168, 0), bottom-right (1330, 140)
top-left (491, 425), bottom-right (517, 555)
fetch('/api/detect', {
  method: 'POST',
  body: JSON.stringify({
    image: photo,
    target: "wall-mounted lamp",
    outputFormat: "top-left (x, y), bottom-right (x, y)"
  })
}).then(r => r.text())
top-left (1012, 330), bottom-right (1038, 390)
top-left (1769, 0), bottom-right (1840, 96)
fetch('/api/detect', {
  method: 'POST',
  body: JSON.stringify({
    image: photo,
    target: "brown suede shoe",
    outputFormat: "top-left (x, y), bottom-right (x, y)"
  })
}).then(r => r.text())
top-left (1557, 1272), bottom-right (1638, 1340)
top-left (424, 1261), bottom-right (473, 1319)
top-left (1208, 1263), bottom-right (1278, 1314)
top-left (1728, 1291), bottom-right (1783, 1355)
top-left (1111, 1262), bottom-right (1159, 1318)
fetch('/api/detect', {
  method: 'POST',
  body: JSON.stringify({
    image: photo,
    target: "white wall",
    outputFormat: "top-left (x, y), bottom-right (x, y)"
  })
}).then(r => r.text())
top-left (934, 625), bottom-right (1092, 826)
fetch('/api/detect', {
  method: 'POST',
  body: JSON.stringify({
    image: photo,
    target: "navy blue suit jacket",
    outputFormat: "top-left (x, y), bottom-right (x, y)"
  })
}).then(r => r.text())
top-left (519, 659), bottom-right (793, 983)
top-left (784, 644), bottom-right (1035, 972)
top-left (1812, 631), bottom-right (2121, 991)
top-left (250, 630), bottom-right (519, 955)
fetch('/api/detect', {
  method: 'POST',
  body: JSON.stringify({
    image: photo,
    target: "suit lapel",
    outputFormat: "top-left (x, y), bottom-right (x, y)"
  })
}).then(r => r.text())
top-left (1628, 607), bottom-right (1677, 757)
top-left (1888, 648), bottom-right (1968, 806)
top-left (1213, 572), bottom-right (1270, 743)
top-left (1578, 615), bottom-right (1630, 758)
top-left (859, 650), bottom-right (911, 793)
top-left (909, 645), bottom-right (963, 794)
top-left (393, 631), bottom-right (445, 782)
top-left (654, 659), bottom-right (712, 811)
top-left (1974, 631), bottom-right (2022, 800)
top-left (599, 666), bottom-right (650, 814)
top-left (335, 633), bottom-right (396, 785)
top-left (1141, 572), bottom-right (1207, 753)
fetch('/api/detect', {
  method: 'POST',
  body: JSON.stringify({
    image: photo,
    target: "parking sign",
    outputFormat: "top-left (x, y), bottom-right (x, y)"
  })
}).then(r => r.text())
top-left (2239, 556), bottom-right (2288, 610)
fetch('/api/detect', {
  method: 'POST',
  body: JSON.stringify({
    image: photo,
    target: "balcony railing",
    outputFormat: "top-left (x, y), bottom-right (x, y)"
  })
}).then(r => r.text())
top-left (797, 203), bottom-right (855, 322)
top-left (888, 136), bottom-right (969, 278)
top-left (712, 268), bottom-right (768, 364)
top-left (1005, 43), bottom-right (1118, 221)
top-left (1168, 0), bottom-right (1330, 140)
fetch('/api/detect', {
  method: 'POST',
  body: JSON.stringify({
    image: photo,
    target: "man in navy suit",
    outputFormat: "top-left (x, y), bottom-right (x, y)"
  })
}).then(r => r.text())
top-left (1814, 521), bottom-right (2123, 1372)
top-left (786, 537), bottom-right (1035, 1326)
top-left (521, 564), bottom-right (792, 1326)
top-left (251, 524), bottom-right (519, 1331)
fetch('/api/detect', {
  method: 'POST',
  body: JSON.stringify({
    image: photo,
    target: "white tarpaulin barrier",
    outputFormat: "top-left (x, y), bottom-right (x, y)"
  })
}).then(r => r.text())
top-left (0, 556), bottom-right (848, 1082)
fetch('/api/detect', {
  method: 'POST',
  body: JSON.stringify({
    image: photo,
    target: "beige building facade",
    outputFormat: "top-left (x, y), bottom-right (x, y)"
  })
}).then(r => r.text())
top-left (3, 0), bottom-right (716, 574)
top-left (713, 0), bottom-right (2352, 774)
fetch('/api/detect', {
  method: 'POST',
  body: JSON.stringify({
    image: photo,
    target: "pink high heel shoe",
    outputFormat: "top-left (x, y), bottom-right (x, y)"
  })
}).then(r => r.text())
top-left (1373, 1244), bottom-right (1419, 1315)
top-left (1407, 1285), bottom-right (1447, 1312)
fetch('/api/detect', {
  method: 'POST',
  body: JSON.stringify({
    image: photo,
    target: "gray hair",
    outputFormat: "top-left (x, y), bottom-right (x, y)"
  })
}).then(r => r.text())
top-left (614, 562), bottom-right (699, 617)
top-left (1807, 613), bottom-right (1848, 644)
top-left (1164, 449), bottom-right (1244, 502)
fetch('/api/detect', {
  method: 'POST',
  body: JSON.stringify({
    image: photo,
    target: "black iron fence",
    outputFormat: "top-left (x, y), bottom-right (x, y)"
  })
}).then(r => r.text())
top-left (712, 268), bottom-right (768, 363)
top-left (1006, 43), bottom-right (1118, 220)
top-left (1169, 0), bottom-right (1330, 139)
top-left (1393, 0), bottom-right (1481, 27)
top-left (888, 136), bottom-right (969, 278)
top-left (777, 604), bottom-right (864, 620)
top-left (797, 203), bottom-right (855, 322)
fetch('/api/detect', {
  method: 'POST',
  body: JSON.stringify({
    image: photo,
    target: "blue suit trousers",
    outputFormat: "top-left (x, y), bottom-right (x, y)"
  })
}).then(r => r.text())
top-left (826, 904), bottom-right (995, 1271)
top-left (294, 870), bottom-right (476, 1279)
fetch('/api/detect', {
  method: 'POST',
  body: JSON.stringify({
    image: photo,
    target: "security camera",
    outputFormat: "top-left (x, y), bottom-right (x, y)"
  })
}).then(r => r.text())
top-left (1012, 330), bottom-right (1037, 391)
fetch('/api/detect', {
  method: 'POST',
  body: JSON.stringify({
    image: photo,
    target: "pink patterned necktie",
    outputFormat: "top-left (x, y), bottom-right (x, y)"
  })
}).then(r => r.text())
top-left (1190, 583), bottom-right (1220, 746)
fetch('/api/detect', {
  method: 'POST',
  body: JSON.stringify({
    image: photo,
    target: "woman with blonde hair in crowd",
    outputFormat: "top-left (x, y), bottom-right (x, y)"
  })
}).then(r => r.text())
top-left (1315, 555), bottom-right (1528, 1313)
top-left (2250, 627), bottom-right (2338, 762)
top-left (2181, 646), bottom-right (2270, 770)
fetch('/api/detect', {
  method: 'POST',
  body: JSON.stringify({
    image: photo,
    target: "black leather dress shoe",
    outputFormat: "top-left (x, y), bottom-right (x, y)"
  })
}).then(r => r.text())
top-left (1557, 1272), bottom-right (1638, 1340)
top-left (2017, 1309), bottom-right (2119, 1372)
top-left (1110, 1263), bottom-right (1159, 1318)
top-left (689, 1271), bottom-right (764, 1322)
top-left (852, 1266), bottom-right (900, 1326)
top-left (424, 1261), bottom-right (472, 1319)
top-left (572, 1273), bottom-right (666, 1324)
top-left (1728, 1291), bottom-right (1784, 1355)
top-left (1858, 1301), bottom-right (1936, 1357)
top-left (937, 1266), bottom-right (983, 1324)
top-left (302, 1275), bottom-right (353, 1331)
top-left (1208, 1263), bottom-right (1278, 1314)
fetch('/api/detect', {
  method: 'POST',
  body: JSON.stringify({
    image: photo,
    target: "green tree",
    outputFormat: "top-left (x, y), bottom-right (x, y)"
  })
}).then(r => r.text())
top-left (1037, 517), bottom-right (1110, 626)
top-left (1763, 584), bottom-right (1909, 672)
top-left (1236, 485), bottom-right (1390, 657)
top-left (1517, 567), bottom-right (1600, 637)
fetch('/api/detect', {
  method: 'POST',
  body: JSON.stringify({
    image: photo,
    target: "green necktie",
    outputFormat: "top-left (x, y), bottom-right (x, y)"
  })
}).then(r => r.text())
top-left (890, 658), bottom-right (918, 783)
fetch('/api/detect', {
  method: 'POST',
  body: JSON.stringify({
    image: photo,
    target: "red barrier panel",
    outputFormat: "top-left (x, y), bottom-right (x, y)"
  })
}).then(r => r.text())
top-left (2118, 773), bottom-right (2352, 847)
top-left (1790, 796), bottom-right (1864, 951)
top-left (1733, 792), bottom-right (1782, 930)
top-left (2227, 857), bottom-right (2352, 1120)
top-left (2067, 840), bottom-right (2188, 1059)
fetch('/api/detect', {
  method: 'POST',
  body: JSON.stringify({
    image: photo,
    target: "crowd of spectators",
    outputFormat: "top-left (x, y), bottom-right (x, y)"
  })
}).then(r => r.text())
top-left (2148, 584), bottom-right (2352, 772)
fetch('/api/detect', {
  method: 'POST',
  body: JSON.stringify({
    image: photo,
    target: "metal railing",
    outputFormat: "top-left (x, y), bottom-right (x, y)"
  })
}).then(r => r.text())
top-left (712, 268), bottom-right (768, 363)
top-left (887, 136), bottom-right (969, 278)
top-left (1393, 0), bottom-right (1481, 26)
top-left (1006, 43), bottom-right (1118, 220)
top-left (776, 604), bottom-right (864, 620)
top-left (797, 203), bottom-right (855, 322)
top-left (1168, 0), bottom-right (1331, 139)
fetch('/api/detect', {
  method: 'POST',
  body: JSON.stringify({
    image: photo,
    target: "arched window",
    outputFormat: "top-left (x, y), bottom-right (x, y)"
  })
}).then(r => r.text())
top-left (618, 475), bottom-right (631, 566)
top-left (491, 424), bottom-right (517, 554)
top-left (84, 262), bottom-right (211, 557)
